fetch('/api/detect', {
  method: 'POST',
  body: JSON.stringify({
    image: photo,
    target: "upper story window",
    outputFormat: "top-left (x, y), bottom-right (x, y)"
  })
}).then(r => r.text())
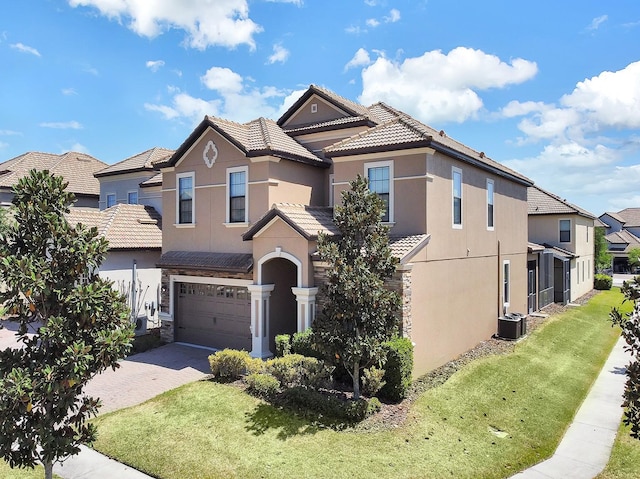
top-left (177, 172), bottom-right (194, 225)
top-left (487, 179), bottom-right (494, 230)
top-left (559, 219), bottom-right (571, 243)
top-left (106, 193), bottom-right (116, 208)
top-left (452, 167), bottom-right (462, 228)
top-left (128, 191), bottom-right (138, 205)
top-left (365, 160), bottom-right (393, 223)
top-left (503, 260), bottom-right (511, 307)
top-left (227, 166), bottom-right (248, 224)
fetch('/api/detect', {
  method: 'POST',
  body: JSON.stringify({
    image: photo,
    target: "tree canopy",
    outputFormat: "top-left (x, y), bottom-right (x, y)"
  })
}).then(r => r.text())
top-left (313, 175), bottom-right (400, 399)
top-left (0, 170), bottom-right (133, 479)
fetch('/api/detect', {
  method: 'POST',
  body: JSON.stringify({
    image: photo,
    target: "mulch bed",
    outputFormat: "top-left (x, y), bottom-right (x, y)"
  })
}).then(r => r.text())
top-left (355, 290), bottom-right (601, 431)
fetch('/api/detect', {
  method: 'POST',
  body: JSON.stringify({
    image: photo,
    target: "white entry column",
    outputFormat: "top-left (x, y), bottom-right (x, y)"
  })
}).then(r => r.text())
top-left (248, 284), bottom-right (275, 358)
top-left (292, 287), bottom-right (319, 332)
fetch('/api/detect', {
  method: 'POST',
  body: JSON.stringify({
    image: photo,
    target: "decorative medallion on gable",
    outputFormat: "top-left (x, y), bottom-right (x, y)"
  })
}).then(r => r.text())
top-left (203, 140), bottom-right (218, 168)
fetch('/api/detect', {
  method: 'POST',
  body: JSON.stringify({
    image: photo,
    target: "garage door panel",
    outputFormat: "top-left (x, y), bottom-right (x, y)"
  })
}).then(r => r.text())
top-left (176, 283), bottom-right (251, 351)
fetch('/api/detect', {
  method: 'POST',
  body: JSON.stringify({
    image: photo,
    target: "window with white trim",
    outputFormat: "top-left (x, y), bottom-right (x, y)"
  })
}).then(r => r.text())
top-left (227, 166), bottom-right (248, 224)
top-left (176, 172), bottom-right (194, 225)
top-left (503, 260), bottom-right (511, 307)
top-left (452, 167), bottom-right (462, 228)
top-left (487, 179), bottom-right (494, 230)
top-left (106, 193), bottom-right (116, 208)
top-left (365, 160), bottom-right (393, 223)
top-left (127, 191), bottom-right (138, 205)
top-left (559, 219), bottom-right (571, 243)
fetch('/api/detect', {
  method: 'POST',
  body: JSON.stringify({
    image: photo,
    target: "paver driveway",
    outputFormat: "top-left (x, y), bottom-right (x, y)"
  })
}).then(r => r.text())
top-left (1, 321), bottom-right (212, 414)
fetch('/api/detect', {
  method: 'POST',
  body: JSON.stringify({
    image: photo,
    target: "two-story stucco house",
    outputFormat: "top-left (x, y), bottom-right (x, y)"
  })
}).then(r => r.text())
top-left (0, 151), bottom-right (107, 208)
top-left (155, 85), bottom-right (532, 376)
top-left (527, 185), bottom-right (596, 307)
top-left (599, 209), bottom-right (640, 273)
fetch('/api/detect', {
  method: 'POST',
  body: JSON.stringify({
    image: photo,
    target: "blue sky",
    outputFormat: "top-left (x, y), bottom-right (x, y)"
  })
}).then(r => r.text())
top-left (1, 0), bottom-right (639, 215)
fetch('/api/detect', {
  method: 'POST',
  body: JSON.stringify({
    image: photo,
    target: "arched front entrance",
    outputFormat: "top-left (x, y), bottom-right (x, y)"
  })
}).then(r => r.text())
top-left (261, 257), bottom-right (297, 353)
top-left (249, 247), bottom-right (318, 358)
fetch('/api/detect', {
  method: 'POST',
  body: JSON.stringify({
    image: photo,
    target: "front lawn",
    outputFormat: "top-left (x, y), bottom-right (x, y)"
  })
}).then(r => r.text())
top-left (0, 462), bottom-right (60, 479)
top-left (597, 423), bottom-right (640, 479)
top-left (91, 289), bottom-right (628, 479)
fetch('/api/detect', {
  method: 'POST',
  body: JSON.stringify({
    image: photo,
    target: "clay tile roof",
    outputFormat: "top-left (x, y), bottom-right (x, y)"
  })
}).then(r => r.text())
top-left (207, 116), bottom-right (328, 166)
top-left (140, 172), bottom-right (163, 188)
top-left (157, 251), bottom-right (253, 273)
top-left (388, 234), bottom-right (431, 263)
top-left (95, 147), bottom-right (174, 177)
top-left (605, 230), bottom-right (640, 252)
top-left (528, 185), bottom-right (596, 219)
top-left (66, 204), bottom-right (162, 250)
top-left (243, 203), bottom-right (338, 241)
top-left (282, 116), bottom-right (373, 135)
top-left (603, 211), bottom-right (626, 224)
top-left (528, 242), bottom-right (545, 252)
top-left (0, 151), bottom-right (107, 197)
top-left (615, 208), bottom-right (640, 228)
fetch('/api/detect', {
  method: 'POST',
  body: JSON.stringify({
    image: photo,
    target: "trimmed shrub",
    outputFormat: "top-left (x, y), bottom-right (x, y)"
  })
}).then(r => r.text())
top-left (275, 334), bottom-right (291, 357)
top-left (379, 337), bottom-right (414, 402)
top-left (208, 349), bottom-right (252, 382)
top-left (367, 397), bottom-right (382, 416)
top-left (291, 329), bottom-right (319, 358)
top-left (595, 274), bottom-right (613, 290)
top-left (245, 373), bottom-right (280, 399)
top-left (246, 357), bottom-right (266, 375)
top-left (282, 387), bottom-right (371, 422)
top-left (266, 354), bottom-right (333, 389)
top-left (362, 366), bottom-right (386, 397)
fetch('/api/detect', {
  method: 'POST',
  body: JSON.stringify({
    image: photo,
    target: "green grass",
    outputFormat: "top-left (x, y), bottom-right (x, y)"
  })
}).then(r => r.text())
top-left (597, 416), bottom-right (640, 477)
top-left (0, 462), bottom-right (61, 479)
top-left (91, 289), bottom-right (629, 479)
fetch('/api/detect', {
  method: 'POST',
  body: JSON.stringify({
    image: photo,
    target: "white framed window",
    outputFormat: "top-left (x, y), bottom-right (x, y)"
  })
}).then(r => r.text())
top-left (503, 260), bottom-right (511, 307)
top-left (559, 219), bottom-right (571, 243)
top-left (365, 160), bottom-right (394, 223)
top-left (311, 103), bottom-right (318, 113)
top-left (452, 167), bottom-right (462, 228)
top-left (127, 190), bottom-right (138, 205)
top-left (176, 172), bottom-right (195, 225)
top-left (486, 179), bottom-right (494, 230)
top-left (226, 166), bottom-right (248, 224)
top-left (106, 193), bottom-right (116, 208)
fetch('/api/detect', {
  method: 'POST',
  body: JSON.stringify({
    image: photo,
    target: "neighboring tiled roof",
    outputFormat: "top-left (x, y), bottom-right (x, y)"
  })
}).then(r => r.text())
top-left (602, 211), bottom-right (627, 224)
top-left (0, 151), bottom-right (106, 197)
top-left (243, 203), bottom-right (338, 241)
top-left (95, 147), bottom-right (174, 177)
top-left (527, 185), bottom-right (596, 219)
top-left (605, 230), bottom-right (640, 252)
top-left (157, 116), bottom-right (328, 169)
top-left (614, 208), bottom-right (640, 228)
top-left (282, 116), bottom-right (373, 136)
top-left (157, 251), bottom-right (253, 273)
top-left (66, 204), bottom-right (162, 250)
top-left (528, 242), bottom-right (545, 252)
top-left (543, 244), bottom-right (576, 259)
top-left (140, 172), bottom-right (162, 188)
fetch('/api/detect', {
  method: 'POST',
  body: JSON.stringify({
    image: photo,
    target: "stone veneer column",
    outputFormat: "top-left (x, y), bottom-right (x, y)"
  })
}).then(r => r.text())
top-left (248, 284), bottom-right (275, 358)
top-left (291, 287), bottom-right (319, 332)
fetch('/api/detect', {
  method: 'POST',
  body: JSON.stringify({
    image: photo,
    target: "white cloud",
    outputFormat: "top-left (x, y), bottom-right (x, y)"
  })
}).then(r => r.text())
top-left (500, 100), bottom-right (548, 118)
top-left (587, 15), bottom-right (608, 31)
top-left (62, 88), bottom-right (78, 96)
top-left (39, 121), bottom-right (83, 129)
top-left (68, 142), bottom-right (90, 154)
top-left (146, 69), bottom-right (291, 124)
top-left (0, 129), bottom-right (21, 136)
top-left (366, 18), bottom-right (380, 28)
top-left (384, 9), bottom-right (400, 23)
top-left (345, 25), bottom-right (365, 35)
top-left (265, 0), bottom-right (302, 4)
top-left (146, 60), bottom-right (165, 72)
top-left (68, 0), bottom-right (263, 50)
top-left (84, 65), bottom-right (99, 76)
top-left (344, 48), bottom-right (371, 71)
top-left (267, 44), bottom-right (290, 64)
top-left (359, 47), bottom-right (538, 124)
top-left (10, 42), bottom-right (41, 57)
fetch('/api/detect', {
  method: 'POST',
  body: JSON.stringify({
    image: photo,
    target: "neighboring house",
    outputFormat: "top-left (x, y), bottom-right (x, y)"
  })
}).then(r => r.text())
top-left (155, 84), bottom-right (532, 376)
top-left (0, 151), bottom-right (107, 208)
top-left (527, 185), bottom-right (596, 307)
top-left (94, 147), bottom-right (173, 214)
top-left (66, 204), bottom-right (163, 329)
top-left (599, 209), bottom-right (640, 273)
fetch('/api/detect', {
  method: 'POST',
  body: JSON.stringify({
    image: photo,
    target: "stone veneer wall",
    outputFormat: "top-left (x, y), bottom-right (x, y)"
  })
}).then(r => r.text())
top-left (159, 267), bottom-right (253, 343)
top-left (312, 261), bottom-right (413, 340)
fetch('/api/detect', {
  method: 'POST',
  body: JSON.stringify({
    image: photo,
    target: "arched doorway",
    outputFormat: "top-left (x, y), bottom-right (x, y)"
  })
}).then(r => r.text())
top-left (261, 257), bottom-right (297, 353)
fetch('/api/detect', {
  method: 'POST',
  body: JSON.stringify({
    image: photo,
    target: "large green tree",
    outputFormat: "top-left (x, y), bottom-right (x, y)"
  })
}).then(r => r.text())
top-left (314, 175), bottom-right (400, 400)
top-left (0, 170), bottom-right (133, 479)
top-left (611, 277), bottom-right (640, 439)
top-left (628, 247), bottom-right (640, 270)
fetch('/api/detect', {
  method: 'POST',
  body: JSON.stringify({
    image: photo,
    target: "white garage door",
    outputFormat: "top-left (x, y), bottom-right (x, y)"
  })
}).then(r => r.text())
top-left (176, 283), bottom-right (251, 351)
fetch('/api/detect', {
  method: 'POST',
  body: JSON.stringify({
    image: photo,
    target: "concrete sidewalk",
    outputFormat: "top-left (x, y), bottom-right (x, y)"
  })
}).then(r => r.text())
top-left (511, 335), bottom-right (630, 479)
